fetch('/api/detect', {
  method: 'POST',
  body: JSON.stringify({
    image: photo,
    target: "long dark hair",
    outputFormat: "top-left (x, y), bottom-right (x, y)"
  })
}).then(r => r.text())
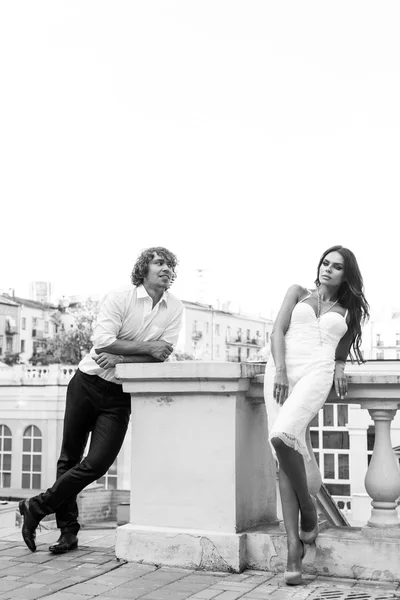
top-left (315, 245), bottom-right (369, 363)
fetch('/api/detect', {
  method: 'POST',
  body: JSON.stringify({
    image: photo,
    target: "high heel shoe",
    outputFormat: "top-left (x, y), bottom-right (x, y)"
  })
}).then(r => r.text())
top-left (299, 495), bottom-right (319, 544)
top-left (284, 540), bottom-right (306, 586)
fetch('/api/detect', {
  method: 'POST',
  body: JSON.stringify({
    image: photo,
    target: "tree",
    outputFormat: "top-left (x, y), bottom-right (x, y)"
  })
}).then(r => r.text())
top-left (38, 299), bottom-right (99, 365)
top-left (2, 352), bottom-right (20, 366)
top-left (69, 299), bottom-right (99, 357)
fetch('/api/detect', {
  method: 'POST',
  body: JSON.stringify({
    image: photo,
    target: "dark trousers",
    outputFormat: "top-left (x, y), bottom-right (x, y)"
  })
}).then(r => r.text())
top-left (29, 369), bottom-right (131, 534)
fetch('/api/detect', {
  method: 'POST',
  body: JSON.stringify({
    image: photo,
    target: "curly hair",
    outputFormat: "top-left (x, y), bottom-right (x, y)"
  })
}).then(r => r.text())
top-left (315, 245), bottom-right (370, 363)
top-left (131, 247), bottom-right (178, 287)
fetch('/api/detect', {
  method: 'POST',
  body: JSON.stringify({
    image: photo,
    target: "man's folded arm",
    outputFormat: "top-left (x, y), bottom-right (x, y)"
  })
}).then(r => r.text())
top-left (95, 340), bottom-right (155, 356)
top-left (113, 354), bottom-right (162, 364)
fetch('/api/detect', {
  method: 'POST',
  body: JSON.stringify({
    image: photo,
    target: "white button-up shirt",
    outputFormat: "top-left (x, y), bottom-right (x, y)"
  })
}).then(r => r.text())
top-left (79, 285), bottom-right (183, 383)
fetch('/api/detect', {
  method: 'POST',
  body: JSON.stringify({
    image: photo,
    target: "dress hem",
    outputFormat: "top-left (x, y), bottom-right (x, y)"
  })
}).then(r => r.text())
top-left (269, 431), bottom-right (311, 462)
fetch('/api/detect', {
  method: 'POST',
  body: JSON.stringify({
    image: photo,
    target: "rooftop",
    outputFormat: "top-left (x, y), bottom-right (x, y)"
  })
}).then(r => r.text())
top-left (0, 295), bottom-right (20, 307)
top-left (182, 299), bottom-right (272, 322)
top-left (1, 524), bottom-right (399, 600)
top-left (12, 296), bottom-right (57, 310)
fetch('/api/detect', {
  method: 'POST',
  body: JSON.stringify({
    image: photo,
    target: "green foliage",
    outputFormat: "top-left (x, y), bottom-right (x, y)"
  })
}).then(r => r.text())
top-left (1, 352), bottom-right (20, 366)
top-left (38, 299), bottom-right (99, 365)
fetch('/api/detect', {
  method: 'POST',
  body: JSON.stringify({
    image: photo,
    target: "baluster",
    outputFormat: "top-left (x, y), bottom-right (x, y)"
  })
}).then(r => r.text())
top-left (364, 408), bottom-right (400, 527)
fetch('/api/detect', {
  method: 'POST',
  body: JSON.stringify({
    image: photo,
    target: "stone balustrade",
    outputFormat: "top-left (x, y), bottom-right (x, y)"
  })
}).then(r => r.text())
top-left (115, 361), bottom-right (400, 581)
top-left (0, 364), bottom-right (77, 385)
top-left (249, 364), bottom-right (400, 529)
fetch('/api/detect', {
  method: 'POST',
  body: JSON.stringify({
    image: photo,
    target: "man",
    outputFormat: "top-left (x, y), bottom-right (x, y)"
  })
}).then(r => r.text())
top-left (19, 247), bottom-right (183, 554)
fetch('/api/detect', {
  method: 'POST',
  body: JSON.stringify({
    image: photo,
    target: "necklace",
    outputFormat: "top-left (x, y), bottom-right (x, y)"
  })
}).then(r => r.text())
top-left (316, 287), bottom-right (338, 345)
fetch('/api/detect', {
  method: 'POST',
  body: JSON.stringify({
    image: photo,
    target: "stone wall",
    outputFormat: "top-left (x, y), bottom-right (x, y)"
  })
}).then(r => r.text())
top-left (77, 486), bottom-right (130, 525)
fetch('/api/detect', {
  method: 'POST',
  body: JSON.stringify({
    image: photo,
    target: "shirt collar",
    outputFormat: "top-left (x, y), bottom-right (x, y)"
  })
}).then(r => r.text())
top-left (136, 284), bottom-right (169, 306)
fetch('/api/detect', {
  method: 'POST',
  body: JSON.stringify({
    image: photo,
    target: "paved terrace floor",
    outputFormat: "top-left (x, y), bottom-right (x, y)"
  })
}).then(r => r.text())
top-left (1, 524), bottom-right (400, 600)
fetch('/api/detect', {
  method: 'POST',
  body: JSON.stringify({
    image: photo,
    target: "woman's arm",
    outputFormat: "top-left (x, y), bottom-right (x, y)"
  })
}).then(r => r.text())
top-left (271, 284), bottom-right (304, 404)
top-left (334, 329), bottom-right (353, 399)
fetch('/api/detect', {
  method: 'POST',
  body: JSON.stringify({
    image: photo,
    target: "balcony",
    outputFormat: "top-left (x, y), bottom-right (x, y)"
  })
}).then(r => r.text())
top-left (226, 335), bottom-right (242, 345)
top-left (226, 335), bottom-right (263, 346)
top-left (5, 318), bottom-right (17, 335)
top-left (191, 330), bottom-right (202, 341)
top-left (115, 362), bottom-right (400, 581)
top-left (5, 324), bottom-right (17, 335)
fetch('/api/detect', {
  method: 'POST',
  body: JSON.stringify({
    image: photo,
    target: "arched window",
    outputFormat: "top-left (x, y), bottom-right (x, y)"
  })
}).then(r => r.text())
top-left (22, 426), bottom-right (42, 489)
top-left (0, 425), bottom-right (12, 488)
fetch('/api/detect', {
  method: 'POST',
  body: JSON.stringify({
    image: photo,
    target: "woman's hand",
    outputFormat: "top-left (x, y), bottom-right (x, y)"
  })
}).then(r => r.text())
top-left (273, 367), bottom-right (289, 405)
top-left (334, 361), bottom-right (347, 399)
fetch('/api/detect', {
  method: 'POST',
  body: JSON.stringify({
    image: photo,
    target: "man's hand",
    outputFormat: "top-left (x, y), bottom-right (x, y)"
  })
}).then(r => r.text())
top-left (147, 340), bottom-right (174, 361)
top-left (93, 352), bottom-right (123, 370)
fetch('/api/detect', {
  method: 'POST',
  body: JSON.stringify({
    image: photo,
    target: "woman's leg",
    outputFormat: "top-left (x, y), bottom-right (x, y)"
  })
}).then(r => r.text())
top-left (278, 467), bottom-right (304, 571)
top-left (271, 437), bottom-right (317, 533)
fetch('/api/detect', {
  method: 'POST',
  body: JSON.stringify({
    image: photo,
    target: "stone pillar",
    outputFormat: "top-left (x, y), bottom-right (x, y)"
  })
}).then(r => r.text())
top-left (115, 362), bottom-right (276, 572)
top-left (364, 408), bottom-right (400, 528)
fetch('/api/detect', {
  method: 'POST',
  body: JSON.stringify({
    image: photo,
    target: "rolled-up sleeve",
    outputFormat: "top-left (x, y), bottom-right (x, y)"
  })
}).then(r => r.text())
top-left (160, 303), bottom-right (184, 347)
top-left (93, 291), bottom-right (126, 350)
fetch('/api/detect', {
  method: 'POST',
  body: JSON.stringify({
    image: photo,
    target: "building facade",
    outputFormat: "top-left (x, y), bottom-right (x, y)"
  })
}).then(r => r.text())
top-left (13, 297), bottom-right (60, 363)
top-left (0, 295), bottom-right (20, 360)
top-left (361, 309), bottom-right (400, 360)
top-left (0, 365), bottom-right (130, 497)
top-left (176, 300), bottom-right (273, 362)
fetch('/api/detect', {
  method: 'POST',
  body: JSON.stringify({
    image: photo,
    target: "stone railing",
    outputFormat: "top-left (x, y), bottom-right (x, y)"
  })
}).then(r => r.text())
top-left (115, 361), bottom-right (400, 581)
top-left (249, 364), bottom-right (400, 529)
top-left (0, 364), bottom-right (77, 385)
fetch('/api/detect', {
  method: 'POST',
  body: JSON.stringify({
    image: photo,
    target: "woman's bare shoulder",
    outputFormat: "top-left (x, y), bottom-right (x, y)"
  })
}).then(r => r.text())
top-left (285, 284), bottom-right (311, 301)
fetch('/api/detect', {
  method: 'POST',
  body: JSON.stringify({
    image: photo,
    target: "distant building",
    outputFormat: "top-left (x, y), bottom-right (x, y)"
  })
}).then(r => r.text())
top-left (11, 297), bottom-right (59, 363)
top-left (0, 295), bottom-right (20, 359)
top-left (2, 286), bottom-right (273, 364)
top-left (176, 300), bottom-right (273, 362)
top-left (361, 309), bottom-right (400, 360)
top-left (29, 281), bottom-right (52, 304)
top-left (0, 290), bottom-right (86, 364)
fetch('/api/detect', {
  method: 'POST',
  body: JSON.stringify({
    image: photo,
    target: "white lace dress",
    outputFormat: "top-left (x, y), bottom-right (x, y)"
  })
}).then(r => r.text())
top-left (263, 292), bottom-right (348, 461)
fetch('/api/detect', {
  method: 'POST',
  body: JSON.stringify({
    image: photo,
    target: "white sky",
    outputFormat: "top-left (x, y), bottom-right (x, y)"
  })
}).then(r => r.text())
top-left (1, 1), bottom-right (399, 318)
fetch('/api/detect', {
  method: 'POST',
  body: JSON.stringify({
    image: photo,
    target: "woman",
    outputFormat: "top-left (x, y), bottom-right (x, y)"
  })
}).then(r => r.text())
top-left (264, 245), bottom-right (369, 585)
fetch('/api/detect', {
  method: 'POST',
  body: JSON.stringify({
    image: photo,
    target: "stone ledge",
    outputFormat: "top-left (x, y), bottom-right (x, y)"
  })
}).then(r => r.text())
top-left (362, 525), bottom-right (400, 539)
top-left (115, 524), bottom-right (246, 572)
top-left (246, 525), bottom-right (400, 582)
top-left (115, 523), bottom-right (400, 581)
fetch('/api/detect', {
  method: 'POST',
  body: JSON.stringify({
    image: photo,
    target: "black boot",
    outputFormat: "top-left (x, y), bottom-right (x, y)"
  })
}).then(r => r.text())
top-left (19, 500), bottom-right (39, 552)
top-left (49, 532), bottom-right (78, 554)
